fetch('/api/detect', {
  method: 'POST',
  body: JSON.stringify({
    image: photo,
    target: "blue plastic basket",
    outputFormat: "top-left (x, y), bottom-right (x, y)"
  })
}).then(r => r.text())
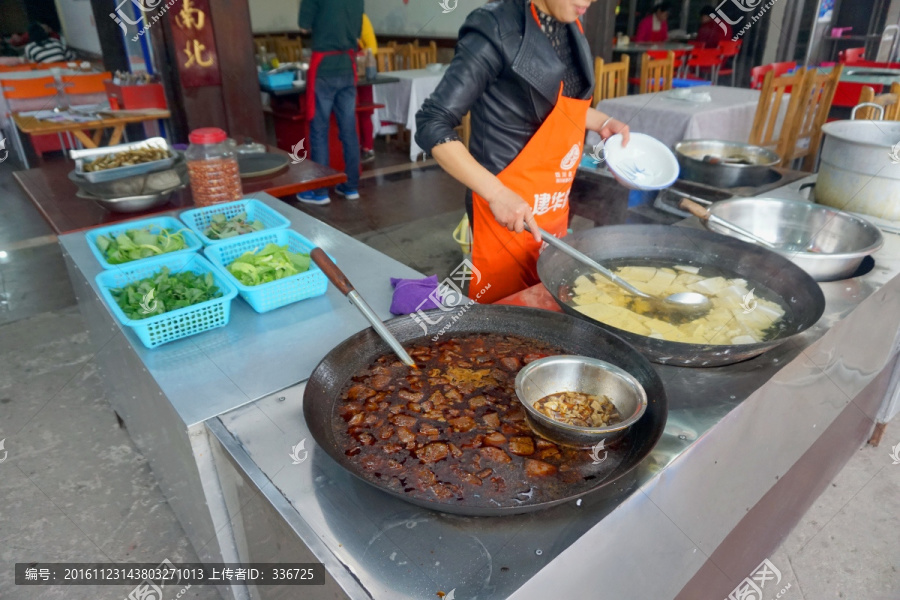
top-left (258, 70), bottom-right (295, 89)
top-left (203, 229), bottom-right (328, 313)
top-left (179, 199), bottom-right (291, 246)
top-left (86, 216), bottom-right (203, 270)
top-left (95, 253), bottom-right (238, 349)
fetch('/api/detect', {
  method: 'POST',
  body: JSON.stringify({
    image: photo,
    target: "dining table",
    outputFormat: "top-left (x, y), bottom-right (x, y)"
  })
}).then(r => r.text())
top-left (11, 109), bottom-right (171, 150)
top-left (822, 64), bottom-right (900, 87)
top-left (13, 147), bottom-right (346, 235)
top-left (593, 86), bottom-right (771, 149)
top-left (371, 67), bottom-right (446, 162)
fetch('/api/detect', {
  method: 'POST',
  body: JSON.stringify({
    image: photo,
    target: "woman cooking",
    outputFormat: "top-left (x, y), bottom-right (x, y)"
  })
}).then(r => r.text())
top-left (416, 0), bottom-right (629, 304)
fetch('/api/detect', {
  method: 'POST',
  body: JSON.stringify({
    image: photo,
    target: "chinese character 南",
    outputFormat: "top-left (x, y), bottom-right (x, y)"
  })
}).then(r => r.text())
top-left (176, 0), bottom-right (205, 30)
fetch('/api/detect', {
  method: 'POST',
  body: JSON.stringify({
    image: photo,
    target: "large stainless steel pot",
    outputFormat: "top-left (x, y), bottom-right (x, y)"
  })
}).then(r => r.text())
top-left (704, 197), bottom-right (884, 281)
top-left (816, 120), bottom-right (900, 221)
top-left (675, 140), bottom-right (780, 189)
top-left (537, 225), bottom-right (826, 367)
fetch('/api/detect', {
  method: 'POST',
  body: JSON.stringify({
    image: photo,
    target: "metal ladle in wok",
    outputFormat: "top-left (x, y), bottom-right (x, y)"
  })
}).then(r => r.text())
top-left (528, 225), bottom-right (712, 318)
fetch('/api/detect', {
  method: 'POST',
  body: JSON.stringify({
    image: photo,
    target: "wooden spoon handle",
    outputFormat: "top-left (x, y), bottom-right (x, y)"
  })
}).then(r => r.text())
top-left (679, 198), bottom-right (712, 221)
top-left (310, 248), bottom-right (354, 296)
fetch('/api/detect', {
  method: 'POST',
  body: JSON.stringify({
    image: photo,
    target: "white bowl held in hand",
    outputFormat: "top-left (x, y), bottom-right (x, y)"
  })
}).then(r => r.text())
top-left (604, 132), bottom-right (680, 190)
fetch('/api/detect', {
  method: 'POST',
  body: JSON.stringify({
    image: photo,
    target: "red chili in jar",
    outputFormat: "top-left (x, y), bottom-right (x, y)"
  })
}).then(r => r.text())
top-left (185, 127), bottom-right (243, 206)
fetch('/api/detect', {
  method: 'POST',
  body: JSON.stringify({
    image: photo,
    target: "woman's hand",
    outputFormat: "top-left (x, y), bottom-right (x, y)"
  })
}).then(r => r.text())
top-left (484, 185), bottom-right (542, 243)
top-left (600, 117), bottom-right (630, 146)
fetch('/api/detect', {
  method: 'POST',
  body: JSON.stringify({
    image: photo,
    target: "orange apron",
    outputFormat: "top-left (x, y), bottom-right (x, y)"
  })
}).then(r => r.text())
top-left (470, 6), bottom-right (591, 304)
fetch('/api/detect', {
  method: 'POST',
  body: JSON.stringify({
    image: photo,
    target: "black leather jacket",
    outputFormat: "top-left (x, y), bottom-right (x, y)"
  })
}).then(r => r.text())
top-left (415, 0), bottom-right (595, 176)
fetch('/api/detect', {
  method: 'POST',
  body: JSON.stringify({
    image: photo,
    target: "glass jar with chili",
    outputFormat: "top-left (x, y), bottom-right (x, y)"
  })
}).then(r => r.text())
top-left (185, 127), bottom-right (243, 207)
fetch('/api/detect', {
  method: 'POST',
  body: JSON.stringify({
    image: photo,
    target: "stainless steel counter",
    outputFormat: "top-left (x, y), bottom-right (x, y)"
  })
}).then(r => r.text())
top-left (58, 194), bottom-right (422, 599)
top-left (207, 184), bottom-right (900, 599)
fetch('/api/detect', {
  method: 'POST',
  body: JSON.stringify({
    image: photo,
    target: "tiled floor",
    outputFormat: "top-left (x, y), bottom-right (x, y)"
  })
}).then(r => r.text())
top-left (0, 149), bottom-right (897, 600)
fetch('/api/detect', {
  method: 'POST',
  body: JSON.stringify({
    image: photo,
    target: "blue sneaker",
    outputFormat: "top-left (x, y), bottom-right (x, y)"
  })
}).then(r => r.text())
top-left (334, 183), bottom-right (360, 200)
top-left (297, 191), bottom-right (330, 205)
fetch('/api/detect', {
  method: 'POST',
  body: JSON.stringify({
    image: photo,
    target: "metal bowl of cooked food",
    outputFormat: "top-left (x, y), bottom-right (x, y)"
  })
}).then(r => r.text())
top-left (515, 355), bottom-right (648, 448)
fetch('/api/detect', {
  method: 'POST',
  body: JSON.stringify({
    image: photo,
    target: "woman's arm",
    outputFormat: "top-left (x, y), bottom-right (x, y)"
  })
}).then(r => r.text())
top-left (431, 141), bottom-right (541, 241)
top-left (585, 108), bottom-right (630, 144)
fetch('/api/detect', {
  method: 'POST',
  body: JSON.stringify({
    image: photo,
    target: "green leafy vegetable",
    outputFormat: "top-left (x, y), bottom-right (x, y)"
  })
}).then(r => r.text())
top-left (95, 227), bottom-right (188, 264)
top-left (226, 243), bottom-right (311, 286)
top-left (110, 267), bottom-right (222, 320)
top-left (203, 212), bottom-right (265, 240)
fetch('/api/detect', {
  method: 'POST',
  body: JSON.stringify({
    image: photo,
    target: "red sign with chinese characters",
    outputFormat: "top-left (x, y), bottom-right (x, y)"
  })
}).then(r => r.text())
top-left (170, 0), bottom-right (222, 87)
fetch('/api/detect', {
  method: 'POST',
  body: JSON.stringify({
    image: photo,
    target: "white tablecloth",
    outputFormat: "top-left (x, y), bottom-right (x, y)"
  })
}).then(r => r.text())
top-left (595, 86), bottom-right (766, 149)
top-left (372, 68), bottom-right (444, 162)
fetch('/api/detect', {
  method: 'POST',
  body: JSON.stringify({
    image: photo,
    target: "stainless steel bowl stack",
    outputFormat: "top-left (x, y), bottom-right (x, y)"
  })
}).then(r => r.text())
top-left (68, 154), bottom-right (188, 213)
top-left (515, 355), bottom-right (648, 448)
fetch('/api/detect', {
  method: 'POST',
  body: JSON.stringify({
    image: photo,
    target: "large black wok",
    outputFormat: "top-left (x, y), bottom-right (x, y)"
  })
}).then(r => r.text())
top-left (537, 225), bottom-right (826, 367)
top-left (303, 304), bottom-right (667, 516)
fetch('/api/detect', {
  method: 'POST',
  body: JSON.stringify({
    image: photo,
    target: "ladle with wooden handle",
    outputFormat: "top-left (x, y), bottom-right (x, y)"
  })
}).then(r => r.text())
top-left (310, 248), bottom-right (417, 368)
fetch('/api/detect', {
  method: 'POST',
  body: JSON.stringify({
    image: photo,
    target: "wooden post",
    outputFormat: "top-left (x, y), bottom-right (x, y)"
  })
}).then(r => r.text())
top-left (141, 0), bottom-right (266, 143)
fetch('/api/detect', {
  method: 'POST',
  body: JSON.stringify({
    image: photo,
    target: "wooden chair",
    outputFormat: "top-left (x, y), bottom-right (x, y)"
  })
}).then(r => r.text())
top-left (639, 51), bottom-right (674, 94)
top-left (838, 47), bottom-right (866, 64)
top-left (749, 68), bottom-right (808, 167)
top-left (790, 65), bottom-right (843, 171)
top-left (394, 44), bottom-right (414, 70)
top-left (409, 45), bottom-right (430, 69)
top-left (455, 112), bottom-right (472, 149)
top-left (854, 82), bottom-right (900, 121)
top-left (375, 46), bottom-right (396, 72)
top-left (275, 37), bottom-right (303, 63)
top-left (593, 55), bottom-right (629, 105)
top-left (647, 49), bottom-right (687, 77)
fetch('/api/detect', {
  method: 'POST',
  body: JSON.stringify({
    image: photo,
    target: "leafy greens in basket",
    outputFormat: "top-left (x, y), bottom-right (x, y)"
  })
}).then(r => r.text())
top-left (226, 243), bottom-right (311, 286)
top-left (203, 212), bottom-right (265, 240)
top-left (95, 228), bottom-right (188, 264)
top-left (110, 267), bottom-right (222, 320)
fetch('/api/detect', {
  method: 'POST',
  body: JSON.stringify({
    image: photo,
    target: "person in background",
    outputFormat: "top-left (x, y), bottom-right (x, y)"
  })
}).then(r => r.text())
top-left (358, 14), bottom-right (377, 163)
top-left (695, 5), bottom-right (731, 48)
top-left (297, 0), bottom-right (364, 205)
top-left (24, 22), bottom-right (73, 63)
top-left (633, 2), bottom-right (670, 43)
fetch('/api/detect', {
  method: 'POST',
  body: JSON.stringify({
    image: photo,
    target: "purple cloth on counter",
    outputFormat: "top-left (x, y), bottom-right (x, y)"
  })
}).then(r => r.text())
top-left (390, 275), bottom-right (442, 315)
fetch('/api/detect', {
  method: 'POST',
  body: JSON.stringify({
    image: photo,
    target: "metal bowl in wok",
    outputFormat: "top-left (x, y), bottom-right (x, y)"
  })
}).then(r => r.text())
top-left (705, 197), bottom-right (884, 281)
top-left (675, 140), bottom-right (780, 189)
top-left (515, 355), bottom-right (648, 448)
top-left (537, 225), bottom-right (826, 367)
